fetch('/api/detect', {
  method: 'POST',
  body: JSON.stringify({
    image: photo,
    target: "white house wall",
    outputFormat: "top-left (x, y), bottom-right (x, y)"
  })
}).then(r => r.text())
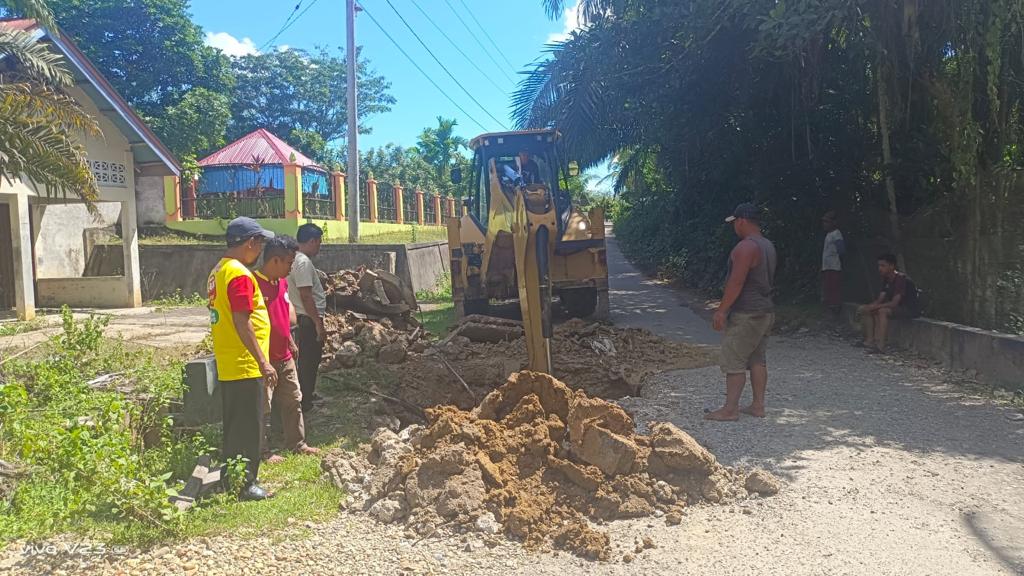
top-left (31, 202), bottom-right (122, 278)
top-left (135, 175), bottom-right (166, 225)
top-left (24, 85), bottom-right (137, 279)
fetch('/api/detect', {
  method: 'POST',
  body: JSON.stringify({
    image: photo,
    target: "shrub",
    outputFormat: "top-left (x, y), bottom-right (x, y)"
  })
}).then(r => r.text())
top-left (0, 307), bottom-right (201, 541)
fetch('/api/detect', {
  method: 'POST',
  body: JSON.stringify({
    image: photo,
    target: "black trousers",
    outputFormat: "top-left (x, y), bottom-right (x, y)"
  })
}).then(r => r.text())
top-left (296, 314), bottom-right (323, 411)
top-left (220, 377), bottom-right (264, 485)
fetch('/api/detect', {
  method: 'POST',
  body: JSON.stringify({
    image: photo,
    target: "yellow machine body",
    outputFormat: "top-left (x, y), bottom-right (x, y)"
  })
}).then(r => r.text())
top-left (446, 129), bottom-right (610, 374)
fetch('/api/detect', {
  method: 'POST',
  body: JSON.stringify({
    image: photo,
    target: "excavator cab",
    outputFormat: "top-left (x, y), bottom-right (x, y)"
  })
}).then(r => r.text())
top-left (446, 129), bottom-right (610, 373)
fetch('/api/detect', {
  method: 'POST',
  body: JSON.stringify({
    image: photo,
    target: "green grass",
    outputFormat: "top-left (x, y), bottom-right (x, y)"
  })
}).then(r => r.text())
top-left (325, 226), bottom-right (448, 245)
top-left (0, 317), bottom-right (47, 337)
top-left (148, 289), bottom-right (207, 311)
top-left (416, 302), bottom-right (456, 338)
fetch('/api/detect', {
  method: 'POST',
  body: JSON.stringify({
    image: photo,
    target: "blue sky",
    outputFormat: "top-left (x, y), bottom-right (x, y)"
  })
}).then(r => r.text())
top-left (192, 0), bottom-right (582, 150)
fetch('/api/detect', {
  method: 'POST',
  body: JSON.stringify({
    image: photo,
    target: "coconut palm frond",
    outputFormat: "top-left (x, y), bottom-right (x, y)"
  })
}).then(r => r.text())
top-left (0, 82), bottom-right (101, 204)
top-left (2, 0), bottom-right (58, 32)
top-left (0, 28), bottom-right (72, 86)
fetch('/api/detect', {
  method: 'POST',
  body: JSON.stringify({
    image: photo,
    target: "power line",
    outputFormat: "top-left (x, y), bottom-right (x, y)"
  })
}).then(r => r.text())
top-left (407, 0), bottom-right (510, 97)
top-left (455, 0), bottom-right (519, 73)
top-left (259, 2), bottom-right (302, 52)
top-left (379, 0), bottom-right (508, 129)
top-left (259, 0), bottom-right (322, 52)
top-left (359, 4), bottom-right (489, 132)
top-left (440, 0), bottom-right (516, 84)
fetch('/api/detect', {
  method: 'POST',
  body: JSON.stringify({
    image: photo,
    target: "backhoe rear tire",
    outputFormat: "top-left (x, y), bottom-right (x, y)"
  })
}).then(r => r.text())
top-left (559, 288), bottom-right (598, 319)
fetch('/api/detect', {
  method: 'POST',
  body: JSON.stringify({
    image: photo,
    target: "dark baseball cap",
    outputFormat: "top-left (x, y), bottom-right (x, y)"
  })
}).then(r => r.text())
top-left (725, 202), bottom-right (762, 223)
top-left (226, 216), bottom-right (275, 243)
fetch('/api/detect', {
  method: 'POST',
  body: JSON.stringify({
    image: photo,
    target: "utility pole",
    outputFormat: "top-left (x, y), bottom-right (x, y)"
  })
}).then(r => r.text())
top-left (346, 0), bottom-right (360, 242)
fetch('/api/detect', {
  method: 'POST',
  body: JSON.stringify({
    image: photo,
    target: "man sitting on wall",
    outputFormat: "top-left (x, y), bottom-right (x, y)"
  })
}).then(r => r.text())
top-left (857, 253), bottom-right (920, 354)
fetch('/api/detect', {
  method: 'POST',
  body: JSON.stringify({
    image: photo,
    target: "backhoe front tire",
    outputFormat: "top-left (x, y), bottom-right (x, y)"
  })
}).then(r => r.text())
top-left (463, 298), bottom-right (490, 317)
top-left (559, 288), bottom-right (598, 319)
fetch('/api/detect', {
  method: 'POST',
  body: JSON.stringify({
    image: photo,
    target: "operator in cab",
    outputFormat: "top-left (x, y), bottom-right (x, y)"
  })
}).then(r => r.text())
top-left (517, 150), bottom-right (542, 186)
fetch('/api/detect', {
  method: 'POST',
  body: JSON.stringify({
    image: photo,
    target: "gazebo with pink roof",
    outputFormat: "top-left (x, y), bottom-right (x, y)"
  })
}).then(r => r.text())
top-left (183, 129), bottom-right (340, 221)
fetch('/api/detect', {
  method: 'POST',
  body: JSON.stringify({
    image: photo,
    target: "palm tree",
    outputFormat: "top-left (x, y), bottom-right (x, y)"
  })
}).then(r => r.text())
top-left (415, 116), bottom-right (468, 194)
top-left (0, 0), bottom-right (101, 203)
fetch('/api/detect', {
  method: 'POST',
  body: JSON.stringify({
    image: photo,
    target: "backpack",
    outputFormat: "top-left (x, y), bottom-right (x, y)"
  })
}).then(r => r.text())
top-left (902, 275), bottom-right (921, 316)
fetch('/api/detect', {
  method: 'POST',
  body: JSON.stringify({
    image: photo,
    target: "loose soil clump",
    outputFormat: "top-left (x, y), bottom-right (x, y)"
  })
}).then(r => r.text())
top-left (321, 371), bottom-right (778, 560)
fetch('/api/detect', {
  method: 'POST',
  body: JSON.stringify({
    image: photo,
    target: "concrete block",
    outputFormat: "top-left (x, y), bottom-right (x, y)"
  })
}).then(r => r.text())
top-left (182, 355), bottom-right (221, 425)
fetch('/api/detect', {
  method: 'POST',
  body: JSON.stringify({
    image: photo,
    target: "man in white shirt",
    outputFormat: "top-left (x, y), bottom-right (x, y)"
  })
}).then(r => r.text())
top-left (287, 223), bottom-right (327, 413)
top-left (821, 211), bottom-right (845, 319)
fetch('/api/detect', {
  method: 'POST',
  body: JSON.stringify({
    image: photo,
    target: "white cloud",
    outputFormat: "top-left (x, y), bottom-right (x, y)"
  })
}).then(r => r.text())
top-left (277, 44), bottom-right (291, 52)
top-left (547, 1), bottom-right (583, 43)
top-left (204, 31), bottom-right (259, 57)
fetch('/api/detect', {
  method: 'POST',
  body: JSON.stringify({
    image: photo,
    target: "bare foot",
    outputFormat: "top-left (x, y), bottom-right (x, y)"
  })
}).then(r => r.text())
top-left (264, 454), bottom-right (285, 464)
top-left (740, 405), bottom-right (765, 418)
top-left (703, 407), bottom-right (739, 421)
top-left (295, 445), bottom-right (321, 456)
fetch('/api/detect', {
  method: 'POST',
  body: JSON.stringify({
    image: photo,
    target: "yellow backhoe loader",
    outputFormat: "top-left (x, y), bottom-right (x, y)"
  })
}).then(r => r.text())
top-left (446, 129), bottom-right (609, 374)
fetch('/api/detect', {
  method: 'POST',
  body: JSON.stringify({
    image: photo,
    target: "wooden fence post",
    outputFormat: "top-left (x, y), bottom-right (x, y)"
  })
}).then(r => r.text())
top-left (433, 193), bottom-right (442, 226)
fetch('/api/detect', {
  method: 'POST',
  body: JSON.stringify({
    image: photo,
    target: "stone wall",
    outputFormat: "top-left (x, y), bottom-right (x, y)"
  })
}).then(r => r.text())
top-left (85, 241), bottom-right (450, 300)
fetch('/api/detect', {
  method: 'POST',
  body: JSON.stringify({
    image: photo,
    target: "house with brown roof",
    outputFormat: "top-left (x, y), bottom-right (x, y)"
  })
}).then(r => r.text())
top-left (0, 19), bottom-right (180, 320)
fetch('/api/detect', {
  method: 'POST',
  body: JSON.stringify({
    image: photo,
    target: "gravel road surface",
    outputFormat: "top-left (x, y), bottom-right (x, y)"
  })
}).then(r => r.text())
top-left (3, 235), bottom-right (1022, 575)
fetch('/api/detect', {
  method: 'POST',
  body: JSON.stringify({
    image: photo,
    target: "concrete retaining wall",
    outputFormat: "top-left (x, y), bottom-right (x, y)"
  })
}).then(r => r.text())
top-left (85, 241), bottom-right (450, 301)
top-left (845, 304), bottom-right (1024, 387)
top-left (37, 277), bottom-right (132, 308)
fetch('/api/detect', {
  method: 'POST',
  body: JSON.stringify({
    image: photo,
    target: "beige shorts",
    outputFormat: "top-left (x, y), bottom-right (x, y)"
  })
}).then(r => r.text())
top-left (720, 312), bottom-right (775, 374)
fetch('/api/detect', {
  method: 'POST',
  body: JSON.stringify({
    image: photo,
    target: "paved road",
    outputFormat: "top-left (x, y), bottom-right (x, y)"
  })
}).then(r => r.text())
top-left (606, 231), bottom-right (719, 346)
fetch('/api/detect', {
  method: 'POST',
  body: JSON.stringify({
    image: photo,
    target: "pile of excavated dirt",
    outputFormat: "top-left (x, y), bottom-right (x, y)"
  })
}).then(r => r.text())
top-left (316, 267), bottom-right (431, 369)
top-left (320, 310), bottom-right (430, 369)
top-left (378, 318), bottom-right (716, 423)
top-left (321, 371), bottom-right (780, 561)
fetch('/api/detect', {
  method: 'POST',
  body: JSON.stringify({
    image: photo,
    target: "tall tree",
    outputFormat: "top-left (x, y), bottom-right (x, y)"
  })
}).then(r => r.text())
top-left (228, 47), bottom-right (394, 159)
top-left (415, 117), bottom-right (468, 197)
top-left (45, 0), bottom-right (233, 158)
top-left (519, 0), bottom-right (1024, 332)
top-left (0, 0), bottom-right (101, 202)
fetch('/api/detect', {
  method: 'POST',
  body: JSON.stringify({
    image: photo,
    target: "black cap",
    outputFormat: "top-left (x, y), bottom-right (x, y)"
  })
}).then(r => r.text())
top-left (725, 202), bottom-right (762, 223)
top-left (226, 217), bottom-right (275, 243)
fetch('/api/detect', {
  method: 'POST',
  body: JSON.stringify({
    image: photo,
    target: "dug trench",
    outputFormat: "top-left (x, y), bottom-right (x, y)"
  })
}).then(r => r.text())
top-left (309, 269), bottom-right (779, 561)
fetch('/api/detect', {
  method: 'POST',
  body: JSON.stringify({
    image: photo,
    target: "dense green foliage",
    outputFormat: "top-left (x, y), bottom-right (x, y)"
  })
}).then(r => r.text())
top-left (359, 117), bottom-right (472, 197)
top-left (32, 0), bottom-right (394, 162)
top-left (0, 308), bottom-right (199, 541)
top-left (46, 0), bottom-right (234, 159)
top-left (228, 47), bottom-right (395, 161)
top-left (522, 0), bottom-right (1024, 332)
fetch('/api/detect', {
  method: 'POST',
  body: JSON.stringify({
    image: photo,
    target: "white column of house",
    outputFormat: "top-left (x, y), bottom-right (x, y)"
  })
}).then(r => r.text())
top-left (10, 195), bottom-right (35, 320)
top-left (121, 198), bottom-right (141, 307)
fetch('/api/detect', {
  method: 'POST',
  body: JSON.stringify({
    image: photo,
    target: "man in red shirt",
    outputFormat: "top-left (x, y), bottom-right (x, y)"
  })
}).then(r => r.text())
top-left (255, 236), bottom-right (320, 461)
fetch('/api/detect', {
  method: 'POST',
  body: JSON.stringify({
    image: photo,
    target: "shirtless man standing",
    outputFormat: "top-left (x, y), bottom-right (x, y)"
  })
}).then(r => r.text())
top-left (705, 203), bottom-right (778, 422)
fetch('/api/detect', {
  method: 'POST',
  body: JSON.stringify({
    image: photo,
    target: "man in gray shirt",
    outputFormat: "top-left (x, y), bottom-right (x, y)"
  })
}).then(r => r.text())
top-left (287, 223), bottom-right (326, 413)
top-left (706, 203), bottom-right (777, 422)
